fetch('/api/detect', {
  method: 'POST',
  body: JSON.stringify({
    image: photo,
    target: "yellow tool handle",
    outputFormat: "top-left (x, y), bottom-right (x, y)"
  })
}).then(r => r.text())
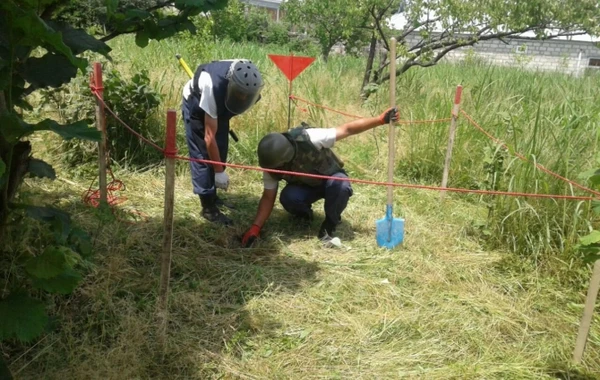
top-left (175, 54), bottom-right (240, 143)
top-left (176, 54), bottom-right (194, 78)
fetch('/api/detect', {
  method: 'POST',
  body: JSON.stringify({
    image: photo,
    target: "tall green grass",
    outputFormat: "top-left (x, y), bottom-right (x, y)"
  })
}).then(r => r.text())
top-left (393, 61), bottom-right (600, 259)
top-left (104, 35), bottom-right (600, 260)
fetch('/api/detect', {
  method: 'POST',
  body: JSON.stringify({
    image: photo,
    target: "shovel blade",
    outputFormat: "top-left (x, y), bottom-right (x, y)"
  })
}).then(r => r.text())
top-left (376, 206), bottom-right (404, 249)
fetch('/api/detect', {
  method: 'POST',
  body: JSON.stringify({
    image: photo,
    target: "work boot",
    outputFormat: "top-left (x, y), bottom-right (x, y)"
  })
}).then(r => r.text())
top-left (215, 195), bottom-right (235, 210)
top-left (200, 195), bottom-right (233, 226)
top-left (290, 209), bottom-right (313, 228)
top-left (318, 217), bottom-right (337, 240)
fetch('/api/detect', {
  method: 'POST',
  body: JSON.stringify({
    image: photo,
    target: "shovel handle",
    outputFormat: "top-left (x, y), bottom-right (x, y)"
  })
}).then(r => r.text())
top-left (387, 38), bottom-right (397, 206)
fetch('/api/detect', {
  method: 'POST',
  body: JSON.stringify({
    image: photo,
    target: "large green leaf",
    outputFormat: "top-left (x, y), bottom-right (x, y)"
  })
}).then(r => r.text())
top-left (592, 200), bottom-right (600, 215)
top-left (32, 268), bottom-right (82, 294)
top-left (28, 158), bottom-right (56, 180)
top-left (32, 119), bottom-right (100, 141)
top-left (69, 227), bottom-right (93, 258)
top-left (582, 250), bottom-right (600, 264)
top-left (1, 113), bottom-right (100, 143)
top-left (13, 9), bottom-right (85, 71)
top-left (24, 205), bottom-right (70, 224)
top-left (0, 293), bottom-right (48, 342)
top-left (125, 9), bottom-right (152, 20)
top-left (106, 0), bottom-right (119, 17)
top-left (0, 111), bottom-right (30, 143)
top-left (25, 246), bottom-right (72, 279)
top-left (580, 230), bottom-right (600, 246)
top-left (21, 53), bottom-right (78, 89)
top-left (135, 30), bottom-right (150, 48)
top-left (0, 157), bottom-right (5, 178)
top-left (46, 21), bottom-right (111, 56)
top-left (24, 205), bottom-right (71, 243)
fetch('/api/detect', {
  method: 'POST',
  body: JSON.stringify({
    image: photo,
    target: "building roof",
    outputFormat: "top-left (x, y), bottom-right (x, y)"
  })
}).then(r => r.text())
top-left (243, 0), bottom-right (283, 9)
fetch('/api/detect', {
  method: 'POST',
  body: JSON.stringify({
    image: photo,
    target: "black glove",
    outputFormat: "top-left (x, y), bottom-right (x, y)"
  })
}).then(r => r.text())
top-left (378, 107), bottom-right (399, 124)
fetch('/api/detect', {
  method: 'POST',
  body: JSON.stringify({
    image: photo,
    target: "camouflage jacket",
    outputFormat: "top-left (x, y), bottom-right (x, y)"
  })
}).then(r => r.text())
top-left (270, 123), bottom-right (344, 187)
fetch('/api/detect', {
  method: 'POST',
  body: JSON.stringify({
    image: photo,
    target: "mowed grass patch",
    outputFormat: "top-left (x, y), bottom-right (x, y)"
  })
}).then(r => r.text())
top-left (8, 159), bottom-right (600, 378)
top-left (6, 36), bottom-right (600, 379)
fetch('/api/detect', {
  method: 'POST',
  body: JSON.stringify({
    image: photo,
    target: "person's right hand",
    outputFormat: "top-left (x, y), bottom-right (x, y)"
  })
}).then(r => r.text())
top-left (215, 171), bottom-right (230, 190)
top-left (241, 224), bottom-right (261, 248)
top-left (378, 107), bottom-right (399, 125)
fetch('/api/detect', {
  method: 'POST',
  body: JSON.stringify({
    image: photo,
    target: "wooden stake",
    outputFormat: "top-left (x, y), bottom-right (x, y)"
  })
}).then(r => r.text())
top-left (158, 110), bottom-right (178, 341)
top-left (440, 85), bottom-right (463, 201)
top-left (92, 63), bottom-right (108, 205)
top-left (573, 259), bottom-right (600, 364)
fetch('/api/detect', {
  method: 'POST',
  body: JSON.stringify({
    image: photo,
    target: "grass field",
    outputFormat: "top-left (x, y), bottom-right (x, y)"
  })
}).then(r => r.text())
top-left (4, 36), bottom-right (600, 378)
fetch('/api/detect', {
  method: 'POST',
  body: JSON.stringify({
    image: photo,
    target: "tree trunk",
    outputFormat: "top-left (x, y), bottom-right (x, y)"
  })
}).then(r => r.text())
top-left (360, 33), bottom-right (377, 97)
top-left (373, 49), bottom-right (387, 83)
top-left (0, 92), bottom-right (31, 231)
top-left (322, 47), bottom-right (330, 62)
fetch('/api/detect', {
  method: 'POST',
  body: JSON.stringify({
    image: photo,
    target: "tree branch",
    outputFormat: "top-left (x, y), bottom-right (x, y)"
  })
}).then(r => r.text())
top-left (376, 25), bottom-right (542, 84)
top-left (370, 6), bottom-right (389, 52)
top-left (100, 26), bottom-right (143, 42)
top-left (40, 0), bottom-right (70, 20)
top-left (398, 16), bottom-right (442, 41)
top-left (147, 1), bottom-right (173, 12)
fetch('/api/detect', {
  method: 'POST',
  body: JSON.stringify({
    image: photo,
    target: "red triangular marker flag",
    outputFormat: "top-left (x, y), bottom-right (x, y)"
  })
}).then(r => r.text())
top-left (268, 54), bottom-right (315, 82)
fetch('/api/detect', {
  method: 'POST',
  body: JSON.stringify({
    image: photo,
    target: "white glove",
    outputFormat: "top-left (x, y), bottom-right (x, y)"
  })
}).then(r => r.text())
top-left (215, 171), bottom-right (230, 190)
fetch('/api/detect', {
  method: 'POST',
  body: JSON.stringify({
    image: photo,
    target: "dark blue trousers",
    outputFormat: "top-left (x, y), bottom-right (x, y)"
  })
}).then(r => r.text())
top-left (279, 172), bottom-right (353, 224)
top-left (182, 93), bottom-right (230, 197)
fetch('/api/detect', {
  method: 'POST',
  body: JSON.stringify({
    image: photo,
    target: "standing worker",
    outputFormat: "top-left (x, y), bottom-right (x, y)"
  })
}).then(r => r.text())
top-left (182, 59), bottom-right (264, 225)
top-left (241, 107), bottom-right (399, 247)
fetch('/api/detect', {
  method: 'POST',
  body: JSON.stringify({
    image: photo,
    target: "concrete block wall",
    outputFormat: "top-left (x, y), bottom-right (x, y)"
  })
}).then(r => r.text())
top-left (401, 32), bottom-right (600, 76)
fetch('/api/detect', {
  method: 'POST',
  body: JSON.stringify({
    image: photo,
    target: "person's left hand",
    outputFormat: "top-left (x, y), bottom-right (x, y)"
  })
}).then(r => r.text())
top-left (241, 224), bottom-right (261, 248)
top-left (378, 107), bottom-right (399, 125)
top-left (215, 171), bottom-right (230, 190)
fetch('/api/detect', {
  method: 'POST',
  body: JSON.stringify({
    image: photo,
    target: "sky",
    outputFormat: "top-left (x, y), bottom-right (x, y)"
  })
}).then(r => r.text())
top-left (388, 12), bottom-right (600, 43)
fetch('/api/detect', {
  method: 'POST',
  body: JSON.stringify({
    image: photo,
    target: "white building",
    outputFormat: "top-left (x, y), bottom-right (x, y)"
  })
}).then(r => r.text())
top-left (242, 0), bottom-right (284, 22)
top-left (389, 13), bottom-right (600, 76)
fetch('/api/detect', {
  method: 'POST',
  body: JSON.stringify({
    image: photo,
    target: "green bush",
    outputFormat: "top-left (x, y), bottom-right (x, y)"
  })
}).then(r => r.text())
top-left (265, 21), bottom-right (291, 45)
top-left (212, 0), bottom-right (247, 42)
top-left (40, 67), bottom-right (163, 171)
top-left (246, 8), bottom-right (271, 42)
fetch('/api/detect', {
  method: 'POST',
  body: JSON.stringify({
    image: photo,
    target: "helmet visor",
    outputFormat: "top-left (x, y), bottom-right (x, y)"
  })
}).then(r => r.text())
top-left (225, 81), bottom-right (262, 115)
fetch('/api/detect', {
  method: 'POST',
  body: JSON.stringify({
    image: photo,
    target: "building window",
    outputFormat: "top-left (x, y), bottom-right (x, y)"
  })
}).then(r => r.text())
top-left (589, 58), bottom-right (600, 67)
top-left (515, 45), bottom-right (527, 54)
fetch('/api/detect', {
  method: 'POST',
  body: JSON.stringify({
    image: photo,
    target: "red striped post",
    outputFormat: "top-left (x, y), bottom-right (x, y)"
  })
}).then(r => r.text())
top-left (440, 85), bottom-right (463, 201)
top-left (92, 62), bottom-right (108, 204)
top-left (158, 110), bottom-right (178, 341)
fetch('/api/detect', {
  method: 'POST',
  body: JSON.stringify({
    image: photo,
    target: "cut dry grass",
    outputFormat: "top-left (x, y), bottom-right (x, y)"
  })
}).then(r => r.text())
top-left (6, 153), bottom-right (600, 378)
top-left (4, 36), bottom-right (600, 380)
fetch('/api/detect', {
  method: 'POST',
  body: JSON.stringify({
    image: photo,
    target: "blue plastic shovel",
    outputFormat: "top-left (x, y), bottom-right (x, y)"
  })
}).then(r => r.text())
top-left (376, 37), bottom-right (404, 249)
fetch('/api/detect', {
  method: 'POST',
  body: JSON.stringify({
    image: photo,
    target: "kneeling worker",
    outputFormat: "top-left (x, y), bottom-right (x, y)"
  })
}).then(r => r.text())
top-left (241, 107), bottom-right (399, 247)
